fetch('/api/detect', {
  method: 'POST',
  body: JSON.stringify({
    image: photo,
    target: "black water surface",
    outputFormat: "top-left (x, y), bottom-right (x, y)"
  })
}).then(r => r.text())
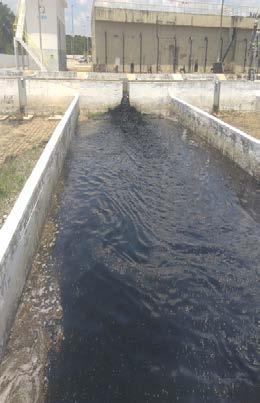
top-left (46, 106), bottom-right (260, 403)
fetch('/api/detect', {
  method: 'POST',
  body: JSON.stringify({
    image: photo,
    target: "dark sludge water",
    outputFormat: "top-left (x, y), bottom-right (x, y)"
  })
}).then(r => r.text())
top-left (46, 103), bottom-right (260, 403)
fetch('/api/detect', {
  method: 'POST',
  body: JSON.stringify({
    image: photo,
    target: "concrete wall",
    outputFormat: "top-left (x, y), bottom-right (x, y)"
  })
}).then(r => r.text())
top-left (170, 96), bottom-right (260, 180)
top-left (219, 81), bottom-right (260, 111)
top-left (94, 21), bottom-right (252, 74)
top-left (0, 95), bottom-right (79, 360)
top-left (0, 78), bottom-right (123, 115)
top-left (92, 6), bottom-right (259, 74)
top-left (0, 77), bottom-right (259, 116)
top-left (0, 78), bottom-right (20, 114)
top-left (129, 80), bottom-right (260, 114)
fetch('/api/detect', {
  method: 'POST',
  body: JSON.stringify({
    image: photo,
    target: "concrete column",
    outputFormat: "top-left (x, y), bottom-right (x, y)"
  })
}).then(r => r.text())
top-left (213, 80), bottom-right (221, 113)
top-left (17, 77), bottom-right (27, 115)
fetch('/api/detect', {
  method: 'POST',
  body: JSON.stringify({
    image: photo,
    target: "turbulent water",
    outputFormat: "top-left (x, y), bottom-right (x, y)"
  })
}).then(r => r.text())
top-left (46, 105), bottom-right (260, 403)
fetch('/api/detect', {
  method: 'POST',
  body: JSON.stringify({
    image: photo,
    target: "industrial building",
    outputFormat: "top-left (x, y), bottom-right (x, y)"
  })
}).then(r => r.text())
top-left (91, 0), bottom-right (260, 74)
top-left (14, 0), bottom-right (67, 71)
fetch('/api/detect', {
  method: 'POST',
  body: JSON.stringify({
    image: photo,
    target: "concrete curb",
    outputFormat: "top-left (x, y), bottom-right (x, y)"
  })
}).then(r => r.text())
top-left (170, 96), bottom-right (260, 181)
top-left (0, 94), bottom-right (79, 360)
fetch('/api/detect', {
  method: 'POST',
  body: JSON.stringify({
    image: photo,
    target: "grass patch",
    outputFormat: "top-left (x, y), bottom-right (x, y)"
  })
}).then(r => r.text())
top-left (0, 145), bottom-right (45, 220)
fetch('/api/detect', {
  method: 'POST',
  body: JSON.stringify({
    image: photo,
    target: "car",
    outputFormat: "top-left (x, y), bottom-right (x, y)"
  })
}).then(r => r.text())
top-left (78, 56), bottom-right (87, 63)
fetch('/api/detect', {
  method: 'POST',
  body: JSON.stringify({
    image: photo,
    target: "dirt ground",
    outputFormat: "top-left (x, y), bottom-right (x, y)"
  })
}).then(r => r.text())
top-left (218, 112), bottom-right (260, 140)
top-left (0, 118), bottom-right (58, 227)
top-left (0, 118), bottom-right (57, 165)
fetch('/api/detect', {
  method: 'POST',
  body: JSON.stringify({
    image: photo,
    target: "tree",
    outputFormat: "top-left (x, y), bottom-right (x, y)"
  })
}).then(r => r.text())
top-left (66, 35), bottom-right (92, 56)
top-left (0, 2), bottom-right (15, 54)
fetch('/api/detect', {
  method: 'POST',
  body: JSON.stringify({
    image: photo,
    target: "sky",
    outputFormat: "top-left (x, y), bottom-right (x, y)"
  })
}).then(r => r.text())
top-left (3, 0), bottom-right (260, 37)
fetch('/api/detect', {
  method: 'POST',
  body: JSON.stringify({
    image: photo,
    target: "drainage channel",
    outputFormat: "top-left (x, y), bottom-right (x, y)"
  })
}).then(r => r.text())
top-left (44, 104), bottom-right (259, 402)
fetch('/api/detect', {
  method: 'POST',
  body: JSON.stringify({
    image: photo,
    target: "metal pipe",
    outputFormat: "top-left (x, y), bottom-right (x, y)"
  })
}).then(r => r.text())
top-left (257, 34), bottom-right (259, 74)
top-left (156, 16), bottom-right (159, 73)
top-left (204, 36), bottom-right (208, 73)
top-left (37, 0), bottom-right (43, 65)
top-left (218, 0), bottom-right (225, 61)
top-left (243, 38), bottom-right (248, 73)
top-left (220, 37), bottom-right (223, 60)
top-left (188, 36), bottom-right (193, 73)
top-left (122, 32), bottom-right (125, 73)
top-left (173, 35), bottom-right (177, 73)
top-left (139, 33), bottom-right (142, 73)
top-left (104, 31), bottom-right (108, 65)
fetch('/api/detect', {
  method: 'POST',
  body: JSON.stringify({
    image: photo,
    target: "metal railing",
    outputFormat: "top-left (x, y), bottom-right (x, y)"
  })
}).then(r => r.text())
top-left (94, 0), bottom-right (260, 17)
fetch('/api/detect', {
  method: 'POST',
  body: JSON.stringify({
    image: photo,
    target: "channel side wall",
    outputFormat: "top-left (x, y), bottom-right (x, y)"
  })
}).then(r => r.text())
top-left (170, 96), bottom-right (260, 181)
top-left (129, 80), bottom-right (260, 114)
top-left (0, 95), bottom-right (79, 360)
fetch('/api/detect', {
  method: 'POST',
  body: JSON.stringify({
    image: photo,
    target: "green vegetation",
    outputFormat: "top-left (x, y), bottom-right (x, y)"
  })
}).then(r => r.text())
top-left (0, 2), bottom-right (15, 54)
top-left (66, 35), bottom-right (92, 55)
top-left (0, 145), bottom-right (44, 221)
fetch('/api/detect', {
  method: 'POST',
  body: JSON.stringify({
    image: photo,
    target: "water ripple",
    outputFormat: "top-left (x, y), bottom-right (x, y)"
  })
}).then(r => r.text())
top-left (47, 113), bottom-right (260, 403)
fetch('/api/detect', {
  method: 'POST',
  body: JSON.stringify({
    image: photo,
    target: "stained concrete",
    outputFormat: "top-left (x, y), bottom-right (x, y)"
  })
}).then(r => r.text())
top-left (0, 95), bottom-right (79, 360)
top-left (170, 96), bottom-right (260, 181)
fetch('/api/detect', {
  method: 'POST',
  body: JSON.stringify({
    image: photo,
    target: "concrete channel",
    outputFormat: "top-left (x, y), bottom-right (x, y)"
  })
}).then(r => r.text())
top-left (0, 76), bottom-right (259, 402)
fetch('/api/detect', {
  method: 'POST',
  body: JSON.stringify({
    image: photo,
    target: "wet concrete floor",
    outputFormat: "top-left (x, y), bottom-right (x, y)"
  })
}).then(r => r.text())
top-left (45, 107), bottom-right (260, 402)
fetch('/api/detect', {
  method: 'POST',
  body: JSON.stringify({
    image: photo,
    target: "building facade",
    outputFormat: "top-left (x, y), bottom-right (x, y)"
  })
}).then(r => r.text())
top-left (15, 0), bottom-right (67, 71)
top-left (92, 0), bottom-right (260, 74)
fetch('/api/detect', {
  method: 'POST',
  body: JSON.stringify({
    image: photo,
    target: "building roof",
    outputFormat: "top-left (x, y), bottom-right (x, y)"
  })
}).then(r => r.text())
top-left (94, 0), bottom-right (260, 18)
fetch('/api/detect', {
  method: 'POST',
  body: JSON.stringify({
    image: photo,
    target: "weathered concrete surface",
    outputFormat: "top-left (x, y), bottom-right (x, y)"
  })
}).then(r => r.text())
top-left (219, 81), bottom-right (260, 111)
top-left (0, 95), bottom-right (79, 361)
top-left (170, 96), bottom-right (260, 181)
top-left (94, 6), bottom-right (258, 29)
top-left (92, 5), bottom-right (259, 73)
top-left (129, 80), bottom-right (260, 114)
top-left (0, 79), bottom-right (20, 114)
top-left (0, 78), bottom-right (123, 115)
top-left (130, 80), bottom-right (215, 114)
top-left (0, 77), bottom-right (259, 116)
